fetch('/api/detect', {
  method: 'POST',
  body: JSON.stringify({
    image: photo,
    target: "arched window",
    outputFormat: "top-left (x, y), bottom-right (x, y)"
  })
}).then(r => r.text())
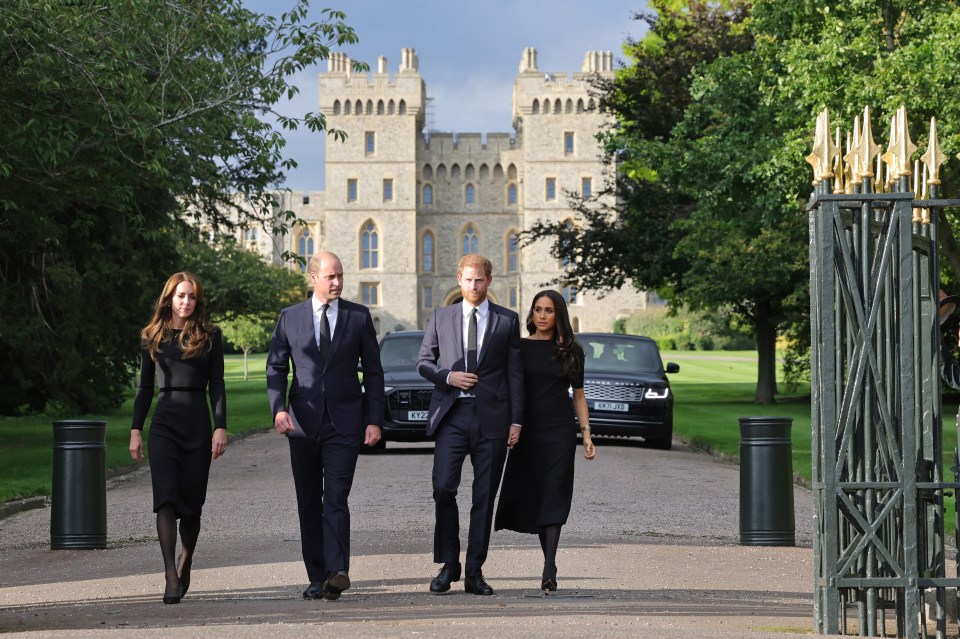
top-left (465, 164), bottom-right (475, 181)
top-left (462, 224), bottom-right (479, 255)
top-left (507, 183), bottom-right (517, 205)
top-left (399, 99), bottom-right (406, 115)
top-left (333, 100), bottom-right (341, 115)
top-left (554, 98), bottom-right (562, 113)
top-left (354, 99), bottom-right (362, 114)
top-left (565, 99), bottom-right (573, 114)
top-left (365, 100), bottom-right (373, 115)
top-left (506, 231), bottom-right (518, 272)
top-left (532, 99), bottom-right (540, 114)
top-left (560, 220), bottom-right (574, 268)
top-left (344, 100), bottom-right (351, 115)
top-left (377, 99), bottom-right (384, 115)
top-left (360, 221), bottom-right (379, 269)
top-left (423, 184), bottom-right (433, 205)
top-left (298, 228), bottom-right (314, 272)
top-left (465, 184), bottom-right (475, 205)
top-left (422, 164), bottom-right (433, 180)
top-left (577, 98), bottom-right (585, 113)
top-left (421, 230), bottom-right (434, 272)
top-left (543, 99), bottom-right (550, 115)
top-left (388, 99), bottom-right (395, 115)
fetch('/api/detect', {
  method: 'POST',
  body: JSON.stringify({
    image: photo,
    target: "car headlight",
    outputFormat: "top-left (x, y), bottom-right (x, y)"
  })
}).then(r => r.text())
top-left (384, 386), bottom-right (396, 394)
top-left (644, 387), bottom-right (669, 399)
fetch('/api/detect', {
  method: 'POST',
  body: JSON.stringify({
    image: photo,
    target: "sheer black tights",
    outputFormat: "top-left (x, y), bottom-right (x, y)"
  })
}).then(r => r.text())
top-left (156, 505), bottom-right (202, 596)
top-left (537, 524), bottom-right (562, 580)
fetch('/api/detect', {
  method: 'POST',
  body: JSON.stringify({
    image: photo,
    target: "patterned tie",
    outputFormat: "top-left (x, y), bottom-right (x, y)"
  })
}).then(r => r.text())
top-left (467, 308), bottom-right (478, 373)
top-left (319, 303), bottom-right (331, 359)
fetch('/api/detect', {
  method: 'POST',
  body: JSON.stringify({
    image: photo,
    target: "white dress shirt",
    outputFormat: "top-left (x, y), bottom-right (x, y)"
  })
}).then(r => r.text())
top-left (312, 296), bottom-right (339, 346)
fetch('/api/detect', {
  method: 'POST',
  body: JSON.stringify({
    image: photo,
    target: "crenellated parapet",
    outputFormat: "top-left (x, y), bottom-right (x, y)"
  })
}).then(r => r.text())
top-left (512, 47), bottom-right (613, 123)
top-left (318, 48), bottom-right (426, 121)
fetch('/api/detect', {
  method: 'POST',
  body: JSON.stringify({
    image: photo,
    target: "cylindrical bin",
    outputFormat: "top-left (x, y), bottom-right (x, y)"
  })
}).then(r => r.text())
top-left (739, 416), bottom-right (795, 546)
top-left (51, 420), bottom-right (107, 549)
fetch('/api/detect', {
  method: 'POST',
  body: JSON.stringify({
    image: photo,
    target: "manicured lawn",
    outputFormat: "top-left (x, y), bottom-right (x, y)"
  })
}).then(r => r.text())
top-left (0, 355), bottom-right (273, 504)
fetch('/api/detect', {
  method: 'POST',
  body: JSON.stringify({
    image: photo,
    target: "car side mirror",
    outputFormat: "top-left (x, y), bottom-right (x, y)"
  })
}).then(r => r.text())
top-left (666, 362), bottom-right (679, 374)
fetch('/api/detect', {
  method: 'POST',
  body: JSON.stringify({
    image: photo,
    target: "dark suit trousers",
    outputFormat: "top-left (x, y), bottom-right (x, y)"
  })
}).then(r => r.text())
top-left (288, 410), bottom-right (362, 582)
top-left (432, 398), bottom-right (508, 576)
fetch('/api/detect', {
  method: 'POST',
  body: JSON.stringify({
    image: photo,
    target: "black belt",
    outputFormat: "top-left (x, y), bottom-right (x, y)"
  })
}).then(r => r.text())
top-left (158, 386), bottom-right (205, 393)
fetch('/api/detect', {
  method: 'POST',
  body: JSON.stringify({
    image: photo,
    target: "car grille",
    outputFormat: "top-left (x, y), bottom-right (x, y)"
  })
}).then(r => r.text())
top-left (583, 382), bottom-right (645, 402)
top-left (387, 388), bottom-right (433, 411)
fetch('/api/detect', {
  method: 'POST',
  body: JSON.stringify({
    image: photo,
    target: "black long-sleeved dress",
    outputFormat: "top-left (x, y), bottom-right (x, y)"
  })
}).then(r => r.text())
top-left (132, 329), bottom-right (226, 516)
top-left (495, 338), bottom-right (583, 533)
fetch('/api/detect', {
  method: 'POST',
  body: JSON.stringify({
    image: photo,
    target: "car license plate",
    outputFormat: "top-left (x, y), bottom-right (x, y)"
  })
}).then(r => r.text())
top-left (408, 410), bottom-right (429, 421)
top-left (594, 401), bottom-right (628, 412)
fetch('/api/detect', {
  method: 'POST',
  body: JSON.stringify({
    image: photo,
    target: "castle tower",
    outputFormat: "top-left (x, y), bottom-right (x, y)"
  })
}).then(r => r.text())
top-left (318, 49), bottom-right (426, 332)
top-left (510, 48), bottom-right (637, 330)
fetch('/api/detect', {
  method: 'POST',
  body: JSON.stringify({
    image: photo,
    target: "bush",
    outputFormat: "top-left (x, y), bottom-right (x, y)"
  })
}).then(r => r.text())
top-left (619, 304), bottom-right (754, 351)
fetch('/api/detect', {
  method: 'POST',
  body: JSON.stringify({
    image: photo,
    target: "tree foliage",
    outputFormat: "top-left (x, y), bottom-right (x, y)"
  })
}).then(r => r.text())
top-left (0, 0), bottom-right (358, 414)
top-left (220, 315), bottom-right (274, 381)
top-left (524, 0), bottom-right (960, 403)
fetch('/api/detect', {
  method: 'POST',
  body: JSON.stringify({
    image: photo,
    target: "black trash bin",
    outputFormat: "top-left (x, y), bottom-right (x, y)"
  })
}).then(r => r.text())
top-left (51, 420), bottom-right (107, 549)
top-left (739, 416), bottom-right (795, 546)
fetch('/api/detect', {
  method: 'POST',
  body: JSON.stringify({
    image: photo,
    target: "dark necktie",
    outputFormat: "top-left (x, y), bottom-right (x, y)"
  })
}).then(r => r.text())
top-left (319, 303), bottom-right (331, 358)
top-left (467, 308), bottom-right (478, 373)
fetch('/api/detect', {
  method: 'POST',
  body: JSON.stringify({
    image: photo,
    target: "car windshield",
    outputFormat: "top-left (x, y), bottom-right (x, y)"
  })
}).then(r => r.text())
top-left (380, 335), bottom-right (424, 372)
top-left (580, 337), bottom-right (663, 374)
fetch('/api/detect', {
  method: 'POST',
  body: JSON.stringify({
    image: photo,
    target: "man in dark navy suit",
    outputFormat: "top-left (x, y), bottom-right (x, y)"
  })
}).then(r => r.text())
top-left (267, 251), bottom-right (384, 601)
top-left (417, 253), bottom-right (524, 595)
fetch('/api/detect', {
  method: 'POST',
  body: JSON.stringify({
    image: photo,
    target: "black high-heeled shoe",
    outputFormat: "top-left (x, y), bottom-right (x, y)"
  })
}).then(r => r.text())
top-left (163, 576), bottom-right (181, 604)
top-left (541, 577), bottom-right (557, 593)
top-left (177, 555), bottom-right (192, 599)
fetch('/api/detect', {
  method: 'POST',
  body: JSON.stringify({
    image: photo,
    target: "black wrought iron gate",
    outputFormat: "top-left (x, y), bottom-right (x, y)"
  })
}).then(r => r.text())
top-left (810, 106), bottom-right (960, 637)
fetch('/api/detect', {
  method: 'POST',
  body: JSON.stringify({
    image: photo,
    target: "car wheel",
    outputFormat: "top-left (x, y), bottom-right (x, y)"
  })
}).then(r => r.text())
top-left (360, 438), bottom-right (386, 454)
top-left (650, 434), bottom-right (673, 450)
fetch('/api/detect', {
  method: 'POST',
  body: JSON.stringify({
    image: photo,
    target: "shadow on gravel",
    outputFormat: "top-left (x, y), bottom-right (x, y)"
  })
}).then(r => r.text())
top-left (0, 586), bottom-right (813, 632)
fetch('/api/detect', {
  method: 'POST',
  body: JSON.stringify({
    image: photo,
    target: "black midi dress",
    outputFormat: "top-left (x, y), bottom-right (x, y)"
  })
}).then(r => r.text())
top-left (131, 329), bottom-right (226, 516)
top-left (495, 338), bottom-right (583, 533)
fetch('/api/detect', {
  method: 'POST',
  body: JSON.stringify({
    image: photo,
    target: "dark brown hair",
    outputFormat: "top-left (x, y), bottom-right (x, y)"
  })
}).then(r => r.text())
top-left (141, 272), bottom-right (214, 361)
top-left (525, 289), bottom-right (584, 381)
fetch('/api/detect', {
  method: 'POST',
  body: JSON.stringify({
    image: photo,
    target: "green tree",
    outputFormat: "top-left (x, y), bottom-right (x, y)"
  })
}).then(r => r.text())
top-left (525, 0), bottom-right (960, 404)
top-left (221, 316), bottom-right (274, 381)
top-left (0, 0), bottom-right (362, 414)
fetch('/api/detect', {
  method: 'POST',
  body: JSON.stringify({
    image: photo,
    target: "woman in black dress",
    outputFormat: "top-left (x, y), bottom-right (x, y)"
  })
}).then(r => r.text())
top-left (495, 289), bottom-right (595, 593)
top-left (129, 272), bottom-right (227, 604)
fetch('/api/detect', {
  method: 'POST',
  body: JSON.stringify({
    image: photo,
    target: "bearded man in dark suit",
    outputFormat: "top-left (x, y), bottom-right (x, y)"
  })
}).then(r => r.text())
top-left (417, 253), bottom-right (524, 595)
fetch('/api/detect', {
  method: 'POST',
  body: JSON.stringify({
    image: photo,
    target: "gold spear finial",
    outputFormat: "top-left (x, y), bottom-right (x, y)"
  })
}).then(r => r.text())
top-left (842, 115), bottom-right (860, 183)
top-left (894, 105), bottom-right (917, 177)
top-left (881, 112), bottom-right (898, 183)
top-left (852, 106), bottom-right (880, 179)
top-left (833, 127), bottom-right (845, 193)
top-left (922, 116), bottom-right (947, 185)
top-left (806, 110), bottom-right (826, 185)
top-left (912, 160), bottom-right (922, 222)
top-left (818, 109), bottom-right (839, 181)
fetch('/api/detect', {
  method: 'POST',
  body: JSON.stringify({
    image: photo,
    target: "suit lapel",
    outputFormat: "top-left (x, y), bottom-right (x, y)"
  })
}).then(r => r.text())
top-left (328, 302), bottom-right (346, 361)
top-left (451, 305), bottom-right (464, 365)
top-left (478, 305), bottom-right (499, 367)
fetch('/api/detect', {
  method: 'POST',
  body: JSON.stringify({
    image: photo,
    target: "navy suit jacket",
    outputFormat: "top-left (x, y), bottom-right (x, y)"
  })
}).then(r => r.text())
top-left (266, 298), bottom-right (384, 437)
top-left (417, 301), bottom-right (523, 439)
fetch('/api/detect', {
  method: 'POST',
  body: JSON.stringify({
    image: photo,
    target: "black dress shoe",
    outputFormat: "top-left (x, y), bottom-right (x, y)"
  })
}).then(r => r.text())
top-left (464, 572), bottom-right (494, 595)
top-left (322, 570), bottom-right (350, 600)
top-left (541, 577), bottom-right (557, 593)
top-left (302, 581), bottom-right (324, 600)
top-left (429, 562), bottom-right (462, 593)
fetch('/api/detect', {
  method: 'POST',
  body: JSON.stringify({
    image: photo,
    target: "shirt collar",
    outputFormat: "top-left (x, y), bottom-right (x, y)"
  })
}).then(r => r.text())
top-left (462, 298), bottom-right (489, 318)
top-left (312, 297), bottom-right (339, 313)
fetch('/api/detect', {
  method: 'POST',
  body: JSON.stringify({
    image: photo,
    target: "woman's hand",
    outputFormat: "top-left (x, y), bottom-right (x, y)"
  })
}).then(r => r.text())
top-left (582, 433), bottom-right (596, 460)
top-left (129, 430), bottom-right (144, 463)
top-left (212, 428), bottom-right (227, 460)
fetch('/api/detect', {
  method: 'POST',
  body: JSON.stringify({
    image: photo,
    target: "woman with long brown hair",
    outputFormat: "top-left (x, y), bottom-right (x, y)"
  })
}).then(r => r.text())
top-left (129, 272), bottom-right (227, 604)
top-left (495, 289), bottom-right (595, 593)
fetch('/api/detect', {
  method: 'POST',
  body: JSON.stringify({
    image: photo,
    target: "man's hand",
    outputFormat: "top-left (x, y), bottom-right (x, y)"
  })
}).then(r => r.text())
top-left (507, 424), bottom-right (521, 448)
top-left (448, 371), bottom-right (478, 390)
top-left (274, 411), bottom-right (295, 434)
top-left (364, 425), bottom-right (382, 446)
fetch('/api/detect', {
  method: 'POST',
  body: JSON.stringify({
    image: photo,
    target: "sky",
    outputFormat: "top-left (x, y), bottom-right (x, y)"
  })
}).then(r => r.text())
top-left (243, 0), bottom-right (648, 191)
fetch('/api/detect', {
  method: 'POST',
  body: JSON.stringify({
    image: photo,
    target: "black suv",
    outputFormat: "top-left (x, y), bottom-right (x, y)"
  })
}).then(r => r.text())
top-left (372, 330), bottom-right (432, 450)
top-left (577, 333), bottom-right (679, 450)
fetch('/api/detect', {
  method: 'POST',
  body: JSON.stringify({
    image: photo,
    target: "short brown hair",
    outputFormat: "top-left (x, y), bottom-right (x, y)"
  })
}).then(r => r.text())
top-left (458, 253), bottom-right (492, 277)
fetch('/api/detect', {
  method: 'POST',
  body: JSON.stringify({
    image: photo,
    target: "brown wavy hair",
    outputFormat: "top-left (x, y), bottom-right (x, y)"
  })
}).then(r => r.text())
top-left (525, 289), bottom-right (584, 381)
top-left (141, 272), bottom-right (214, 361)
